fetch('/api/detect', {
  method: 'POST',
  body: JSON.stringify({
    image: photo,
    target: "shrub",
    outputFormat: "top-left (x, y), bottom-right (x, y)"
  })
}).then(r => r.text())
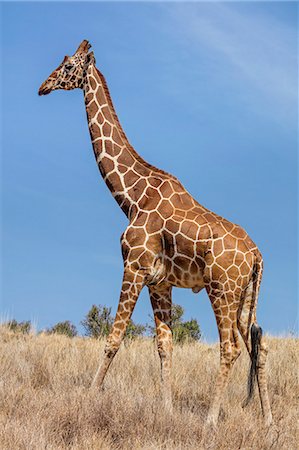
top-left (172, 304), bottom-right (201, 344)
top-left (81, 305), bottom-right (114, 338)
top-left (47, 321), bottom-right (77, 338)
top-left (5, 319), bottom-right (31, 334)
top-left (81, 304), bottom-right (146, 340)
top-left (125, 320), bottom-right (146, 340)
top-left (148, 303), bottom-right (201, 344)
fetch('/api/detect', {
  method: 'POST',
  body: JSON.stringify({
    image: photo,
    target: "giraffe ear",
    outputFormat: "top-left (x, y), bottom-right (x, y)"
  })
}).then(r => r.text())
top-left (75, 40), bottom-right (91, 54)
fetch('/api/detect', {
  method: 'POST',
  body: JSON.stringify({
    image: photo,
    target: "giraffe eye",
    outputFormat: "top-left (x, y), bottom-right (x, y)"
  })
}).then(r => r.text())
top-left (64, 64), bottom-right (73, 72)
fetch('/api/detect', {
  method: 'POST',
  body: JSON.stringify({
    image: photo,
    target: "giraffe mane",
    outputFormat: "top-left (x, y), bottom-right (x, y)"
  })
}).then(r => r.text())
top-left (95, 68), bottom-right (182, 185)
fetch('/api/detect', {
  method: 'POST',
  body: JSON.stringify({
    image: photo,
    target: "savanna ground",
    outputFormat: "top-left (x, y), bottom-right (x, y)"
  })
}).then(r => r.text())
top-left (0, 327), bottom-right (298, 450)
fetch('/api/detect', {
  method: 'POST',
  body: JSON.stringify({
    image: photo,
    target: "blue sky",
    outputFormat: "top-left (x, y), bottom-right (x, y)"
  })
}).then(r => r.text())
top-left (1, 2), bottom-right (297, 341)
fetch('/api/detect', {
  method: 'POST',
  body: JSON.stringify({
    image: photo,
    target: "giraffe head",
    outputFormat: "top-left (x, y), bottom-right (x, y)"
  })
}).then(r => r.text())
top-left (38, 40), bottom-right (95, 96)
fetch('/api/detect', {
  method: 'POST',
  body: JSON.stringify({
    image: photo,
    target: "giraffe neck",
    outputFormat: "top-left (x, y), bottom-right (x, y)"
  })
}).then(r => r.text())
top-left (83, 64), bottom-right (156, 218)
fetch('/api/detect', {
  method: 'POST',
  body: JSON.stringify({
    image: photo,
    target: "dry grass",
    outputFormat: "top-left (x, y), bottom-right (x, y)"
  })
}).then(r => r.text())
top-left (0, 327), bottom-right (298, 450)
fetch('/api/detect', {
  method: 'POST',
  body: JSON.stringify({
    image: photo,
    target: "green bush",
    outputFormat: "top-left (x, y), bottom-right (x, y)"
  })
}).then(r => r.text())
top-left (81, 304), bottom-right (113, 338)
top-left (148, 303), bottom-right (201, 344)
top-left (81, 304), bottom-right (146, 340)
top-left (5, 319), bottom-right (31, 334)
top-left (47, 321), bottom-right (77, 337)
top-left (125, 320), bottom-right (146, 340)
top-left (172, 304), bottom-right (201, 343)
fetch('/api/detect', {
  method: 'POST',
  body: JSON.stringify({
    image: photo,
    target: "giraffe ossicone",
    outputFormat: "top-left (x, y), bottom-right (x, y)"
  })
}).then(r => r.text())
top-left (39, 40), bottom-right (273, 428)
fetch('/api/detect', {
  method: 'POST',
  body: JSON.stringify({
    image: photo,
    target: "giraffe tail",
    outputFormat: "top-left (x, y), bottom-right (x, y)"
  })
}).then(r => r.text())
top-left (243, 323), bottom-right (263, 407)
top-left (243, 255), bottom-right (263, 407)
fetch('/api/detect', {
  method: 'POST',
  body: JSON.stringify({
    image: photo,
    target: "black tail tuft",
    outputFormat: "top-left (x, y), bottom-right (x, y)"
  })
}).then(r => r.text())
top-left (243, 323), bottom-right (263, 408)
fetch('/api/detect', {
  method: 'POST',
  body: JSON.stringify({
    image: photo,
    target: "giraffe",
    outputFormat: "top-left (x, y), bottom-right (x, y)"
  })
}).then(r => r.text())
top-left (38, 40), bottom-right (272, 427)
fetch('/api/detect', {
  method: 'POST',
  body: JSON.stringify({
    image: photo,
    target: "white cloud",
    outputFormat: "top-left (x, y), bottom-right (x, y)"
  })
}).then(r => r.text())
top-left (167, 3), bottom-right (297, 124)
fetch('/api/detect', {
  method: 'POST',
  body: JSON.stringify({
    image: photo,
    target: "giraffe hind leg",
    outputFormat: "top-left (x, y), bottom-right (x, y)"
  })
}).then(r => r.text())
top-left (206, 289), bottom-right (242, 427)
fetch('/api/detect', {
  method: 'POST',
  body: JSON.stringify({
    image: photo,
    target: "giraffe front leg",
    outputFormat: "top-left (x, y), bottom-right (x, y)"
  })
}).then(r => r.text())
top-left (149, 283), bottom-right (173, 411)
top-left (92, 266), bottom-right (145, 388)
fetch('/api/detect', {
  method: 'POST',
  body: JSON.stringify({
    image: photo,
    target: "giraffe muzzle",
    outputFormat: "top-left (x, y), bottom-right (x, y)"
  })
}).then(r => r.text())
top-left (38, 84), bottom-right (52, 96)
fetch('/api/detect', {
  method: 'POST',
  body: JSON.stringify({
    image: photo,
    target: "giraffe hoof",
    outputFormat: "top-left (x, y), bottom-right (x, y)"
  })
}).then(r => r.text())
top-left (265, 422), bottom-right (279, 447)
top-left (204, 416), bottom-right (217, 432)
top-left (201, 420), bottom-right (217, 449)
top-left (162, 398), bottom-right (173, 414)
top-left (264, 414), bottom-right (274, 428)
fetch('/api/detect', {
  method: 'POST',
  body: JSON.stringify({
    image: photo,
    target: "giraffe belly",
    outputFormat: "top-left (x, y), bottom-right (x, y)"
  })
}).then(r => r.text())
top-left (171, 276), bottom-right (205, 291)
top-left (164, 260), bottom-right (205, 291)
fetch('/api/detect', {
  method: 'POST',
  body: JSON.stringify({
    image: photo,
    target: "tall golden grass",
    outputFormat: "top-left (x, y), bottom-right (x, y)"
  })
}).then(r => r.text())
top-left (0, 326), bottom-right (297, 449)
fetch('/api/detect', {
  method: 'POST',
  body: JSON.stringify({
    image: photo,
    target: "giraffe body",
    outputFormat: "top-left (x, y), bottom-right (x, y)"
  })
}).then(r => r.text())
top-left (39, 40), bottom-right (272, 428)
